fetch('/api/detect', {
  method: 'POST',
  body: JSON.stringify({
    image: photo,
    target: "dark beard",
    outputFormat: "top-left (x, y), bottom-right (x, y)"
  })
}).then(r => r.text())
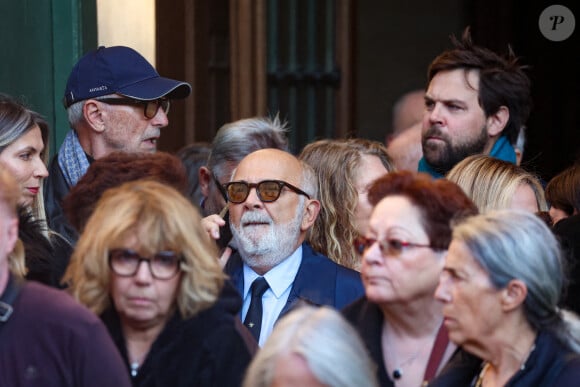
top-left (422, 125), bottom-right (488, 175)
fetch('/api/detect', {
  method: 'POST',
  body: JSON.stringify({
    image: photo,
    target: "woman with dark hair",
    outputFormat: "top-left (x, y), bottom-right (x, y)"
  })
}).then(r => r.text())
top-left (545, 163), bottom-right (580, 225)
top-left (343, 171), bottom-right (478, 387)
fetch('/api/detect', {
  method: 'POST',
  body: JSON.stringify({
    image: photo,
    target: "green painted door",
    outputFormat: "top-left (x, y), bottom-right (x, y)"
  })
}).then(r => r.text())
top-left (0, 0), bottom-right (96, 155)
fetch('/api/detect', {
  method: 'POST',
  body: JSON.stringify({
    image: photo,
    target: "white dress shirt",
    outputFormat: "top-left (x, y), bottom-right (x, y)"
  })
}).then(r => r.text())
top-left (241, 245), bottom-right (302, 346)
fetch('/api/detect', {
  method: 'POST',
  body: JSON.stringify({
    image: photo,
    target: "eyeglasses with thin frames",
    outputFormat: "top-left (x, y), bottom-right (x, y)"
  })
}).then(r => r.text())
top-left (223, 180), bottom-right (311, 204)
top-left (108, 248), bottom-right (182, 280)
top-left (98, 97), bottom-right (170, 119)
top-left (353, 236), bottom-right (432, 256)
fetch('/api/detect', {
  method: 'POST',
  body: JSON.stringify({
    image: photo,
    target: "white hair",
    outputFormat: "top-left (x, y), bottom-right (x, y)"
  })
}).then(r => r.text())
top-left (243, 305), bottom-right (378, 387)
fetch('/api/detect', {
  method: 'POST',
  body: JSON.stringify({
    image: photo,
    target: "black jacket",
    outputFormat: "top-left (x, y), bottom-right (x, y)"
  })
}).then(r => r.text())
top-left (100, 282), bottom-right (256, 387)
top-left (18, 206), bottom-right (72, 287)
top-left (342, 297), bottom-right (394, 387)
top-left (554, 215), bottom-right (580, 314)
top-left (429, 330), bottom-right (580, 386)
top-left (43, 154), bottom-right (80, 245)
top-left (342, 297), bottom-right (457, 387)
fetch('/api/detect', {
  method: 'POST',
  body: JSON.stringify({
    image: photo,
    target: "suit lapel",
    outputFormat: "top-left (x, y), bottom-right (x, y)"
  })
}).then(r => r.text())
top-left (280, 243), bottom-right (336, 316)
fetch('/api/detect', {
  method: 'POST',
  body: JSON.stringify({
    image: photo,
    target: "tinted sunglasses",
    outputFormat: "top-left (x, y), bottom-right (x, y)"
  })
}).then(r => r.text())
top-left (223, 180), bottom-right (310, 204)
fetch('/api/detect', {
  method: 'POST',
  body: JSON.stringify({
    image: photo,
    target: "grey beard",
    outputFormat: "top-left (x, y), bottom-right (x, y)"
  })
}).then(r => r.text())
top-left (231, 202), bottom-right (304, 272)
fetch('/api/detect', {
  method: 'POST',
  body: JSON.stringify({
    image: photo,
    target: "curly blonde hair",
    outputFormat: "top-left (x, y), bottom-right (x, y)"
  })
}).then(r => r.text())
top-left (299, 139), bottom-right (395, 269)
top-left (64, 179), bottom-right (225, 318)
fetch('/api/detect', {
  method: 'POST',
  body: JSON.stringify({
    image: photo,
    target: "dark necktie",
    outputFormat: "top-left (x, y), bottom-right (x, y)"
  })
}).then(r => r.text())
top-left (244, 277), bottom-right (270, 341)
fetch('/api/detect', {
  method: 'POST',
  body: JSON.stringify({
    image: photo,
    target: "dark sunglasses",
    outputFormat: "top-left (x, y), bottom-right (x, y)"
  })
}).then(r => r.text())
top-left (98, 97), bottom-right (170, 119)
top-left (223, 180), bottom-right (311, 204)
top-left (108, 248), bottom-right (182, 280)
top-left (353, 236), bottom-right (432, 256)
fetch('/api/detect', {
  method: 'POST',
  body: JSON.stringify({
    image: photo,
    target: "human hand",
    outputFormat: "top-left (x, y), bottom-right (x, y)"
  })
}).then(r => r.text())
top-left (201, 214), bottom-right (226, 240)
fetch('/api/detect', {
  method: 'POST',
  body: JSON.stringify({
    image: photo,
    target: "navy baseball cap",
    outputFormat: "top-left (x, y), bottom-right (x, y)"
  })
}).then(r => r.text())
top-left (63, 46), bottom-right (191, 108)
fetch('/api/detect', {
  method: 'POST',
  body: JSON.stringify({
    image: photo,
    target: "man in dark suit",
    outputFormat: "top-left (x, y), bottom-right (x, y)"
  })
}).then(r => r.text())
top-left (224, 148), bottom-right (364, 346)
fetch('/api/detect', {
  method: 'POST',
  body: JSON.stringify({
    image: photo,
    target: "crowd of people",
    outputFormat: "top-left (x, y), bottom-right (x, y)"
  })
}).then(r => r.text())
top-left (1, 27), bottom-right (579, 387)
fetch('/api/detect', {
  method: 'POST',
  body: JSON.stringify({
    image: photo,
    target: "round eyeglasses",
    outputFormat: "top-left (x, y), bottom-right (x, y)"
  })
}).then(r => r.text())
top-left (98, 97), bottom-right (170, 119)
top-left (108, 248), bottom-right (182, 280)
top-left (223, 180), bottom-right (311, 204)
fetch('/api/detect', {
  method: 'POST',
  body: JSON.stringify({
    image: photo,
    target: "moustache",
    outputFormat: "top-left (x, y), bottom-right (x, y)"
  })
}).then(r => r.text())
top-left (240, 211), bottom-right (273, 225)
top-left (424, 126), bottom-right (445, 138)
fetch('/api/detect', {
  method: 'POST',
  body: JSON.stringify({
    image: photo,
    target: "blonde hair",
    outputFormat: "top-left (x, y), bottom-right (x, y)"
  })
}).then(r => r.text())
top-left (243, 305), bottom-right (379, 387)
top-left (446, 155), bottom-right (547, 213)
top-left (299, 138), bottom-right (394, 269)
top-left (0, 169), bottom-right (26, 277)
top-left (64, 179), bottom-right (225, 318)
top-left (0, 95), bottom-right (50, 227)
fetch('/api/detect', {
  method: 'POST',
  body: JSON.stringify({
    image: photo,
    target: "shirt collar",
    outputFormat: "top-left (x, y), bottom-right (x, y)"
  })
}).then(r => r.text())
top-left (243, 245), bottom-right (303, 299)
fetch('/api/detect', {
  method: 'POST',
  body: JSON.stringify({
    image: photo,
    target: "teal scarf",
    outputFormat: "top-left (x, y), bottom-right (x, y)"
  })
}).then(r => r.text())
top-left (418, 136), bottom-right (516, 178)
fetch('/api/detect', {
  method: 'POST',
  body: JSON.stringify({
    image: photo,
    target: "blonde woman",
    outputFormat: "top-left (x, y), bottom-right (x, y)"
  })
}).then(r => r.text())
top-left (0, 94), bottom-right (70, 285)
top-left (446, 154), bottom-right (548, 214)
top-left (300, 138), bottom-right (395, 270)
top-left (64, 179), bottom-right (255, 386)
top-left (0, 168), bottom-right (131, 387)
top-left (0, 94), bottom-right (49, 219)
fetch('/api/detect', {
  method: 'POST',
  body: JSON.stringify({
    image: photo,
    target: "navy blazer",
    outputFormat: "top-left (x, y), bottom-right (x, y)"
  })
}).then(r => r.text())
top-left (224, 242), bottom-right (364, 318)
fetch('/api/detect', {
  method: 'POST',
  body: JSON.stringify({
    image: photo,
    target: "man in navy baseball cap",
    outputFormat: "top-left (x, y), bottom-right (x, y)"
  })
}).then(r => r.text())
top-left (45, 46), bottom-right (192, 245)
top-left (63, 46), bottom-right (191, 107)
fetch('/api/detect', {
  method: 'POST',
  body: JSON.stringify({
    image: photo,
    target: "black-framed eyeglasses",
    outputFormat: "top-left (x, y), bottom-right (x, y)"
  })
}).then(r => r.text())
top-left (108, 248), bottom-right (182, 280)
top-left (211, 170), bottom-right (228, 202)
top-left (353, 236), bottom-right (432, 256)
top-left (223, 180), bottom-right (311, 204)
top-left (98, 97), bottom-right (170, 119)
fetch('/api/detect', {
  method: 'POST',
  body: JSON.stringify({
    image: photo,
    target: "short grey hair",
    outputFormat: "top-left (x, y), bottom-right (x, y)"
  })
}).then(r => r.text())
top-left (66, 94), bottom-right (117, 127)
top-left (242, 305), bottom-right (379, 387)
top-left (207, 115), bottom-right (289, 180)
top-left (453, 210), bottom-right (580, 351)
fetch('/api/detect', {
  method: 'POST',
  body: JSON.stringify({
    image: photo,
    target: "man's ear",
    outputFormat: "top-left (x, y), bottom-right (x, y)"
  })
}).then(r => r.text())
top-left (83, 100), bottom-right (106, 133)
top-left (486, 106), bottom-right (509, 137)
top-left (500, 279), bottom-right (528, 312)
top-left (300, 199), bottom-right (320, 231)
top-left (199, 166), bottom-right (212, 197)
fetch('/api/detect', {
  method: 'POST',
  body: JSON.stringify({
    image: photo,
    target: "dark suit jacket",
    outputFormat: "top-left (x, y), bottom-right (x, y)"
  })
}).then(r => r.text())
top-left (224, 242), bottom-right (364, 318)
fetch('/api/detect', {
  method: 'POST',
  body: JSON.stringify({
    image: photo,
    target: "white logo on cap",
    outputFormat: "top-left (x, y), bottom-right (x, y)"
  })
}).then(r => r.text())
top-left (89, 86), bottom-right (108, 93)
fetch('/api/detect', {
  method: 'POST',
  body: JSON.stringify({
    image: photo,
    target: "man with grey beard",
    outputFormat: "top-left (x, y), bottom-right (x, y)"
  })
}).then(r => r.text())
top-left (418, 28), bottom-right (531, 178)
top-left (223, 149), bottom-right (364, 346)
top-left (197, 116), bottom-right (289, 265)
